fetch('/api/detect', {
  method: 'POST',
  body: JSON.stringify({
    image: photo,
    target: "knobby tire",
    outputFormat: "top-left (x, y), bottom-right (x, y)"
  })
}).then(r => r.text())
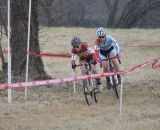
top-left (112, 76), bottom-right (119, 99)
top-left (83, 79), bottom-right (94, 105)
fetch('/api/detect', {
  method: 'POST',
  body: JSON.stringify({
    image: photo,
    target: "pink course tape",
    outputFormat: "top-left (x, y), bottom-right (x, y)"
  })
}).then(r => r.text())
top-left (0, 57), bottom-right (159, 90)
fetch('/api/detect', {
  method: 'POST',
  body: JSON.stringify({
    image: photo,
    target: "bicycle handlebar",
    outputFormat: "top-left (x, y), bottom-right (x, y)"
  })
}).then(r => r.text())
top-left (76, 62), bottom-right (93, 67)
top-left (72, 61), bottom-right (93, 71)
top-left (72, 62), bottom-right (93, 72)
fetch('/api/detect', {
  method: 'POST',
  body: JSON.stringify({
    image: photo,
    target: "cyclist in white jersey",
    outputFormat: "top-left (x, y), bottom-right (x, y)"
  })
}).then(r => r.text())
top-left (94, 27), bottom-right (122, 89)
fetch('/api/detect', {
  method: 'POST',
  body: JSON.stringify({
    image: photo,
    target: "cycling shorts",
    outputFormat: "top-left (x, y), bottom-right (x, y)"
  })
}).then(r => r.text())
top-left (99, 46), bottom-right (118, 60)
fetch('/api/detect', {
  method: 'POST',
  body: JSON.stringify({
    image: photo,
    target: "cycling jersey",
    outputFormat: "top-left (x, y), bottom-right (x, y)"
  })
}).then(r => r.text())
top-left (94, 35), bottom-right (120, 60)
top-left (71, 42), bottom-right (95, 63)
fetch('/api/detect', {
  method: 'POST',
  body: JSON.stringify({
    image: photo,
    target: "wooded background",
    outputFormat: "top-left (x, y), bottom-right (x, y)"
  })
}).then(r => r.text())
top-left (38, 0), bottom-right (160, 28)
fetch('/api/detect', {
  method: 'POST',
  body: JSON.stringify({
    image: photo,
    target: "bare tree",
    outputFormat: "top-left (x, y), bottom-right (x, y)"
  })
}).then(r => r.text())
top-left (117, 0), bottom-right (160, 28)
top-left (0, 0), bottom-right (7, 71)
top-left (37, 0), bottom-right (160, 28)
top-left (0, 24), bottom-right (7, 71)
top-left (39, 0), bottom-right (85, 26)
top-left (104, 0), bottom-right (120, 27)
top-left (39, 0), bottom-right (56, 26)
top-left (104, 0), bottom-right (160, 28)
top-left (7, 0), bottom-right (49, 81)
top-left (0, 1), bottom-right (7, 33)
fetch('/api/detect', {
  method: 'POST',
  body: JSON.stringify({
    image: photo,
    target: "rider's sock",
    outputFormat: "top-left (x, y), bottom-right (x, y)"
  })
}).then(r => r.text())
top-left (106, 77), bottom-right (110, 82)
top-left (96, 79), bottom-right (101, 85)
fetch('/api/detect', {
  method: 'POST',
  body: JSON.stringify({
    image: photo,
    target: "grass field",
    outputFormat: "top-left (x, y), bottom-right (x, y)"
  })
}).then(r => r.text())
top-left (0, 27), bottom-right (160, 130)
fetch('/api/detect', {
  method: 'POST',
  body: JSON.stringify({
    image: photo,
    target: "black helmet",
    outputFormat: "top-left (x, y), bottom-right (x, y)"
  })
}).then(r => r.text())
top-left (71, 36), bottom-right (81, 47)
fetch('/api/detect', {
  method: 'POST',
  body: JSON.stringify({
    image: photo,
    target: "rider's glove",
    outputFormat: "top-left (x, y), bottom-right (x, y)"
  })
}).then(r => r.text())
top-left (71, 60), bottom-right (76, 69)
top-left (91, 59), bottom-right (97, 65)
top-left (95, 57), bottom-right (102, 63)
top-left (117, 53), bottom-right (122, 59)
top-left (72, 63), bottom-right (76, 69)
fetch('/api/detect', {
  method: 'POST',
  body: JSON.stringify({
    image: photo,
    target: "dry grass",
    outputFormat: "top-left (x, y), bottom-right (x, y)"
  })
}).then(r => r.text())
top-left (0, 27), bottom-right (160, 130)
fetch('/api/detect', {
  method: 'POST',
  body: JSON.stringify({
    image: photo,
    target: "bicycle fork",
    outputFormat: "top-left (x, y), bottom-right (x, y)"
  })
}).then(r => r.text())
top-left (109, 75), bottom-right (118, 85)
top-left (85, 65), bottom-right (94, 90)
top-left (108, 61), bottom-right (118, 86)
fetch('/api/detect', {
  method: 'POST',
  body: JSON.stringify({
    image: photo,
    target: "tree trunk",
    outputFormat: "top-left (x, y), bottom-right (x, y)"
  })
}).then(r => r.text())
top-left (0, 25), bottom-right (7, 71)
top-left (11, 0), bottom-right (49, 81)
top-left (0, 0), bottom-right (7, 71)
top-left (0, 0), bottom-right (7, 34)
top-left (105, 0), bottom-right (120, 27)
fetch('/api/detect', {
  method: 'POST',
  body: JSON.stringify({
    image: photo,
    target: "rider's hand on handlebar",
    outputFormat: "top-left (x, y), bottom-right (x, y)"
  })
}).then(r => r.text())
top-left (72, 63), bottom-right (77, 69)
top-left (91, 59), bottom-right (97, 65)
top-left (117, 53), bottom-right (122, 59)
top-left (96, 57), bottom-right (102, 63)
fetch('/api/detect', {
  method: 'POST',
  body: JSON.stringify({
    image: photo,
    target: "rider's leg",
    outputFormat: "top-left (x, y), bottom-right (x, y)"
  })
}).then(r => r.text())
top-left (91, 64), bottom-right (102, 91)
top-left (80, 65), bottom-right (92, 92)
top-left (80, 65), bottom-right (86, 75)
top-left (99, 53), bottom-right (112, 88)
top-left (91, 64), bottom-right (98, 74)
top-left (79, 59), bottom-right (87, 75)
top-left (110, 53), bottom-right (121, 84)
top-left (102, 60), bottom-right (112, 89)
top-left (102, 60), bottom-right (109, 73)
top-left (110, 53), bottom-right (120, 71)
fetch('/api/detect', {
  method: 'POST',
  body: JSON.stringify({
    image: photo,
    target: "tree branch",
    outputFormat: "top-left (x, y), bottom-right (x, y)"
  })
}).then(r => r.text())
top-left (103, 0), bottom-right (112, 10)
top-left (117, 0), bottom-right (160, 28)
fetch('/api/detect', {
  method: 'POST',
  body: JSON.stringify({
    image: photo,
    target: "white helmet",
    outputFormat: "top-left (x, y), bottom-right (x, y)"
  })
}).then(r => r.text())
top-left (96, 27), bottom-right (106, 37)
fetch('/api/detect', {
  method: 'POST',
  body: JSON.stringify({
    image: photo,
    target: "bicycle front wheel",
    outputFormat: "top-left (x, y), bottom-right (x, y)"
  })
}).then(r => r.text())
top-left (93, 80), bottom-right (100, 103)
top-left (83, 79), bottom-right (94, 105)
top-left (112, 76), bottom-right (120, 99)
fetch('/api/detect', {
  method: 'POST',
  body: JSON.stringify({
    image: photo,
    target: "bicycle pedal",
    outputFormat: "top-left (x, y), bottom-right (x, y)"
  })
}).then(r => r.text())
top-left (95, 90), bottom-right (102, 93)
top-left (84, 88), bottom-right (92, 94)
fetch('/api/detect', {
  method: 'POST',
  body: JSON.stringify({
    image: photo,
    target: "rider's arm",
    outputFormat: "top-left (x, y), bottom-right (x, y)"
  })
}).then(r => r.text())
top-left (71, 53), bottom-right (76, 64)
top-left (93, 44), bottom-right (99, 59)
top-left (70, 51), bottom-right (77, 69)
top-left (87, 47), bottom-right (95, 54)
top-left (112, 41), bottom-right (120, 53)
top-left (92, 39), bottom-right (102, 63)
top-left (109, 36), bottom-right (122, 59)
top-left (109, 36), bottom-right (120, 53)
top-left (93, 39), bottom-right (101, 59)
top-left (71, 48), bottom-right (77, 64)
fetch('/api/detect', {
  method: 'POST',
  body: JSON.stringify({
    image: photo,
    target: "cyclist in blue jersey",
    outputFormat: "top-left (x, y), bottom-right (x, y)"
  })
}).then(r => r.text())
top-left (94, 27), bottom-right (122, 89)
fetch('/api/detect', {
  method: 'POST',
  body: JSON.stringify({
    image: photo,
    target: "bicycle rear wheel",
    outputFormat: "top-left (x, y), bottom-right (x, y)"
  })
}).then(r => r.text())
top-left (83, 79), bottom-right (94, 105)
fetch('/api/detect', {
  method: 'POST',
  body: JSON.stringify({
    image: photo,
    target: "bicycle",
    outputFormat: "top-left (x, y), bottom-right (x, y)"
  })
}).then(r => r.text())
top-left (74, 62), bottom-right (101, 105)
top-left (101, 56), bottom-right (121, 99)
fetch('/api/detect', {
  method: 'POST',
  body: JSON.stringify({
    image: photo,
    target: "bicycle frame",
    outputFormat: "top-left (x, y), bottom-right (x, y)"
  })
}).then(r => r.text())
top-left (75, 62), bottom-right (100, 105)
top-left (108, 59), bottom-right (118, 85)
top-left (101, 56), bottom-right (121, 99)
